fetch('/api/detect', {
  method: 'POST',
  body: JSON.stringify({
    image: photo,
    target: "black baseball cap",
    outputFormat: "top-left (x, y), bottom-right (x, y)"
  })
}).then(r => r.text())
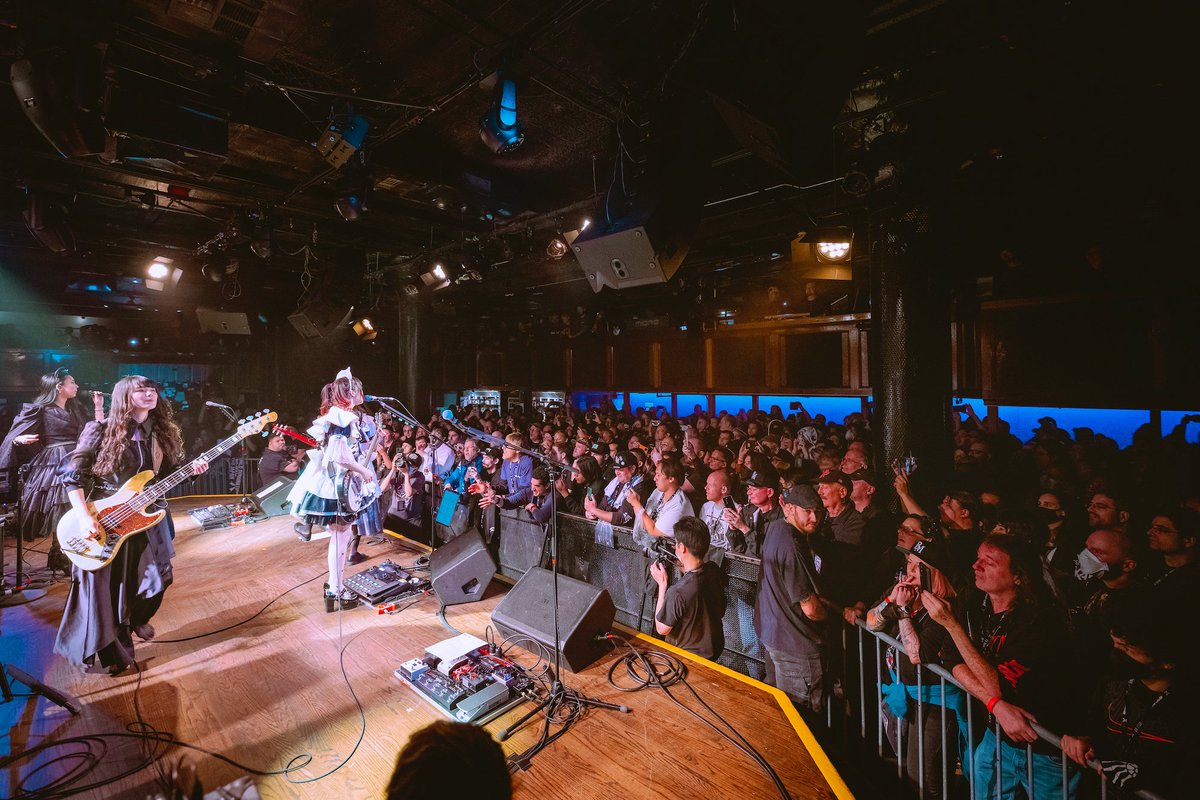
top-left (846, 468), bottom-right (877, 487)
top-left (483, 446), bottom-right (503, 460)
top-left (817, 470), bottom-right (853, 495)
top-left (780, 483), bottom-right (822, 510)
top-left (612, 450), bottom-right (637, 468)
top-left (746, 466), bottom-right (780, 490)
top-left (897, 536), bottom-right (950, 576)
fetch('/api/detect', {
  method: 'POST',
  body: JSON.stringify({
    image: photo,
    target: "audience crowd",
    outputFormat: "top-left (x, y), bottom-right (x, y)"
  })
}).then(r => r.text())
top-left (367, 399), bottom-right (1196, 799)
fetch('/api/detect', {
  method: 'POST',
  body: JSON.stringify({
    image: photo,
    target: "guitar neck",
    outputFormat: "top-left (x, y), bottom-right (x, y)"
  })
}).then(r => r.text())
top-left (135, 432), bottom-right (245, 508)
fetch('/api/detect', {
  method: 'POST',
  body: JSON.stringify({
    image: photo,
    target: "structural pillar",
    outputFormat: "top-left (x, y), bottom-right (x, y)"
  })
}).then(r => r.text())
top-left (398, 300), bottom-right (431, 419)
top-left (869, 208), bottom-right (953, 510)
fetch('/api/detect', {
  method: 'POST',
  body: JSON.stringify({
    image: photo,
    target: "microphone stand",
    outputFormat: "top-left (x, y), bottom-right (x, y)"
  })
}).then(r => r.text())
top-left (1, 466), bottom-right (47, 607)
top-left (432, 414), bottom-right (627, 750)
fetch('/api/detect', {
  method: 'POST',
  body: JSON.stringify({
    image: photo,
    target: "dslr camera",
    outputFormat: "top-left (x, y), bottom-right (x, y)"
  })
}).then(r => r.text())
top-left (652, 536), bottom-right (677, 566)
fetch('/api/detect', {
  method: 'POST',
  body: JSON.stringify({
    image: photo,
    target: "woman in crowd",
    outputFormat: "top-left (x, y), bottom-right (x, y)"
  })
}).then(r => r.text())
top-left (555, 454), bottom-right (606, 515)
top-left (54, 375), bottom-right (207, 674)
top-left (0, 367), bottom-right (104, 571)
top-left (868, 534), bottom-right (967, 800)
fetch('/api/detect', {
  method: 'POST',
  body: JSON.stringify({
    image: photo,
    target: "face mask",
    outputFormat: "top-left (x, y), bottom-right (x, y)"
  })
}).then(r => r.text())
top-left (1074, 547), bottom-right (1110, 582)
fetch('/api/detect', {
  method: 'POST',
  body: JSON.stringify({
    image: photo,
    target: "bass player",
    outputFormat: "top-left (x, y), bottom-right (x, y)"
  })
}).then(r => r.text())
top-left (54, 376), bottom-right (209, 675)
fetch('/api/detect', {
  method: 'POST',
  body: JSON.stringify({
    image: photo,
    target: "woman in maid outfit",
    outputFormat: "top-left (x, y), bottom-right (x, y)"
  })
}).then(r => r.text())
top-left (289, 368), bottom-right (382, 611)
top-left (0, 367), bottom-right (104, 573)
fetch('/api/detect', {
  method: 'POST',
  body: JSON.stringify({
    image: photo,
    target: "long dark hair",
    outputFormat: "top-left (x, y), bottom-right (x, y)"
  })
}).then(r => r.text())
top-left (980, 532), bottom-right (1055, 607)
top-left (93, 375), bottom-right (183, 476)
top-left (32, 367), bottom-right (88, 426)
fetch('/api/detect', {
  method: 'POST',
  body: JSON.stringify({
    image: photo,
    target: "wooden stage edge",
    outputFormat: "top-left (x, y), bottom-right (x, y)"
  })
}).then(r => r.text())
top-left (1, 495), bottom-right (850, 800)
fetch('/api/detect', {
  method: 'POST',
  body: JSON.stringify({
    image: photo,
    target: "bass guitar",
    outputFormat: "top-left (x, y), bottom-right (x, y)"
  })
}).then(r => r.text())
top-left (56, 411), bottom-right (277, 571)
top-left (336, 412), bottom-right (382, 515)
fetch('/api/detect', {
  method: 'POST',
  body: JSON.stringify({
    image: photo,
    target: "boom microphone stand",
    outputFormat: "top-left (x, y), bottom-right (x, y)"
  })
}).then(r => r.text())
top-left (433, 409), bottom-right (628, 749)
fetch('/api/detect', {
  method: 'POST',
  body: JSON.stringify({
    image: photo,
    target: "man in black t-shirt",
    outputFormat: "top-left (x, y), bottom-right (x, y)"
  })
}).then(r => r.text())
top-left (651, 516), bottom-right (727, 659)
top-left (754, 484), bottom-right (829, 712)
top-left (258, 432), bottom-right (301, 485)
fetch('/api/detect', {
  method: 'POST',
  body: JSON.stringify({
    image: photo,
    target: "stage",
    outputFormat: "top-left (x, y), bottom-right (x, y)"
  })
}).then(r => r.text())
top-left (1, 497), bottom-right (849, 800)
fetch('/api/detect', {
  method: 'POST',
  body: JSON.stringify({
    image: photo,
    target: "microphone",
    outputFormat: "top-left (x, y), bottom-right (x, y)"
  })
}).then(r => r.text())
top-left (205, 401), bottom-right (234, 410)
top-left (364, 394), bottom-right (398, 403)
top-left (440, 408), bottom-right (457, 422)
top-left (87, 389), bottom-right (112, 397)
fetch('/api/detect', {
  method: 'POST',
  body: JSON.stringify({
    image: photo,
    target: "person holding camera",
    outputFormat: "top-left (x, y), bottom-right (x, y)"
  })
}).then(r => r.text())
top-left (258, 431), bottom-right (304, 485)
top-left (723, 466), bottom-right (783, 557)
top-left (649, 516), bottom-right (727, 659)
top-left (381, 448), bottom-right (426, 537)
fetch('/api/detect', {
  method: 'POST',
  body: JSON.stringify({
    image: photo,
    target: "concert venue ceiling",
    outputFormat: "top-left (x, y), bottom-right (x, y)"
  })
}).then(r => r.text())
top-left (0, 1), bottom-right (1192, 334)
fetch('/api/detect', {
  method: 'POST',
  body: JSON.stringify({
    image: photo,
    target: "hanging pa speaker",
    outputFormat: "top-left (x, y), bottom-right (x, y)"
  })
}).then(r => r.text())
top-left (430, 530), bottom-right (497, 606)
top-left (490, 567), bottom-right (616, 673)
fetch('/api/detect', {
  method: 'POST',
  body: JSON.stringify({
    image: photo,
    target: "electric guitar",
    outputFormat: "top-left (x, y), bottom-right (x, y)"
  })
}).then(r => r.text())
top-left (336, 412), bottom-right (382, 514)
top-left (272, 423), bottom-right (317, 449)
top-left (56, 411), bottom-right (277, 571)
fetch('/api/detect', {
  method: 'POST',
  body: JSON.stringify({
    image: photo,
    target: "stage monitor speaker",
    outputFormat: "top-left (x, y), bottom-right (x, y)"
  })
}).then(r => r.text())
top-left (250, 477), bottom-right (294, 518)
top-left (430, 530), bottom-right (496, 606)
top-left (490, 567), bottom-right (616, 673)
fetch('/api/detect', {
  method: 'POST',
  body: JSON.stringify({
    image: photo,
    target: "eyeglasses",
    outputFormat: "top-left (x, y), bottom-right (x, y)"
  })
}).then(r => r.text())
top-left (1087, 501), bottom-right (1115, 511)
top-left (898, 525), bottom-right (924, 536)
top-left (1148, 523), bottom-right (1178, 535)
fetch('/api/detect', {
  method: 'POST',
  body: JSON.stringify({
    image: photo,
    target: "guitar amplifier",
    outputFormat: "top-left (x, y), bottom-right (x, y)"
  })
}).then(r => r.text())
top-left (344, 559), bottom-right (425, 604)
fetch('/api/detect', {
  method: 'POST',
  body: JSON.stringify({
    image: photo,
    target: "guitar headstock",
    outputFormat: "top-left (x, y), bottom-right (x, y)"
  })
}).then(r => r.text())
top-left (237, 410), bottom-right (278, 439)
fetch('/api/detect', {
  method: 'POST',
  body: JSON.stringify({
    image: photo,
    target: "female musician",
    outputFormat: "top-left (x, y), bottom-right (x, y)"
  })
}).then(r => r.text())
top-left (291, 368), bottom-right (379, 611)
top-left (54, 375), bottom-right (208, 674)
top-left (0, 367), bottom-right (103, 572)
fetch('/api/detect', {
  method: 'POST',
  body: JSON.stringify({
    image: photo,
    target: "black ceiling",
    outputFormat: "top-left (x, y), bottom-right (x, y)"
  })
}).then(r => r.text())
top-left (0, 0), bottom-right (1194, 329)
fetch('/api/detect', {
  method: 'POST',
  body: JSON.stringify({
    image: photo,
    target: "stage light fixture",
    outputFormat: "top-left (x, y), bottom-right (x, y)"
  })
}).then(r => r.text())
top-left (315, 113), bottom-right (369, 168)
top-left (335, 192), bottom-right (368, 222)
top-left (546, 237), bottom-right (569, 259)
top-left (812, 226), bottom-right (854, 262)
top-left (352, 317), bottom-right (378, 340)
top-left (145, 257), bottom-right (183, 291)
top-left (479, 68), bottom-right (524, 154)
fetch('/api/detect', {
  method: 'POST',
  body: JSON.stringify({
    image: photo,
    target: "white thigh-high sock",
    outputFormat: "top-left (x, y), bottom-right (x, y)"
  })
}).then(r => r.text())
top-left (327, 522), bottom-right (354, 590)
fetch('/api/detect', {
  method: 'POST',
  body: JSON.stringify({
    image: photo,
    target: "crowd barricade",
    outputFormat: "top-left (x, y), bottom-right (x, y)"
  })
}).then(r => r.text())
top-left (165, 457), bottom-right (261, 498)
top-left (424, 495), bottom-right (1163, 799)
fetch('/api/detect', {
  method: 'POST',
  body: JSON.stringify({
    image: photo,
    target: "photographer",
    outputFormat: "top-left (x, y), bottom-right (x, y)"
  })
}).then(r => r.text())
top-left (381, 449), bottom-right (426, 537)
top-left (258, 431), bottom-right (304, 485)
top-left (649, 516), bottom-right (727, 659)
top-left (724, 466), bottom-right (783, 557)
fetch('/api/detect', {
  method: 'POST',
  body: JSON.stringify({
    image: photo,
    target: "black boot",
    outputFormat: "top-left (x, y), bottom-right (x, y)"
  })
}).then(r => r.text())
top-left (323, 582), bottom-right (336, 613)
top-left (295, 522), bottom-right (313, 542)
top-left (346, 534), bottom-right (366, 565)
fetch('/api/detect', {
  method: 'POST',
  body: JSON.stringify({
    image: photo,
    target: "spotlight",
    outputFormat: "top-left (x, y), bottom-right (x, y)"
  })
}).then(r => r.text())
top-left (812, 226), bottom-right (854, 263)
top-left (546, 238), bottom-right (569, 259)
top-left (402, 284), bottom-right (419, 297)
top-left (335, 192), bottom-right (368, 222)
top-left (315, 114), bottom-right (369, 168)
top-left (145, 257), bottom-right (183, 291)
top-left (352, 317), bottom-right (378, 340)
top-left (479, 67), bottom-right (524, 154)
top-left (419, 261), bottom-right (451, 288)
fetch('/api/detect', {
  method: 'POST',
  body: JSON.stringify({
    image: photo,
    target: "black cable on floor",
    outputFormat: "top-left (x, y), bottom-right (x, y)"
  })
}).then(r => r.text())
top-left (607, 637), bottom-right (791, 800)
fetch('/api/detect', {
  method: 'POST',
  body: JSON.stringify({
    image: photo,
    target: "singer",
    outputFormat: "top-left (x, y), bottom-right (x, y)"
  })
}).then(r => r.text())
top-left (0, 367), bottom-right (104, 572)
top-left (289, 367), bottom-right (380, 611)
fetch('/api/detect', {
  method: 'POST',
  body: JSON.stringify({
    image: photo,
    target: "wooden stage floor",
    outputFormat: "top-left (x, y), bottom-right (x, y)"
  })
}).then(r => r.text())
top-left (1, 497), bottom-right (849, 800)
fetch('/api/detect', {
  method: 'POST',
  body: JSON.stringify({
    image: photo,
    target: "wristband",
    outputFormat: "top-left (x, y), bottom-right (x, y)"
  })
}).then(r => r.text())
top-left (986, 696), bottom-right (1002, 714)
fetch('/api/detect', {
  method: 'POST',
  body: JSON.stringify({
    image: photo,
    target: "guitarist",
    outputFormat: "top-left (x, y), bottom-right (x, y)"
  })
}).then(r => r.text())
top-left (53, 376), bottom-right (209, 675)
top-left (292, 368), bottom-right (380, 612)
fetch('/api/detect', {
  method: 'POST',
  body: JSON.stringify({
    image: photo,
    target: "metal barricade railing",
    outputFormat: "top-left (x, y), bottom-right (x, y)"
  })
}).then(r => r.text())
top-left (842, 621), bottom-right (1164, 800)
top-left (416, 497), bottom-right (1163, 800)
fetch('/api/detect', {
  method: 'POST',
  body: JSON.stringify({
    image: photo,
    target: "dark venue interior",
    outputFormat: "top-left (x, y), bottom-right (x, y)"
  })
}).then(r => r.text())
top-left (1, 2), bottom-right (1197, 799)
